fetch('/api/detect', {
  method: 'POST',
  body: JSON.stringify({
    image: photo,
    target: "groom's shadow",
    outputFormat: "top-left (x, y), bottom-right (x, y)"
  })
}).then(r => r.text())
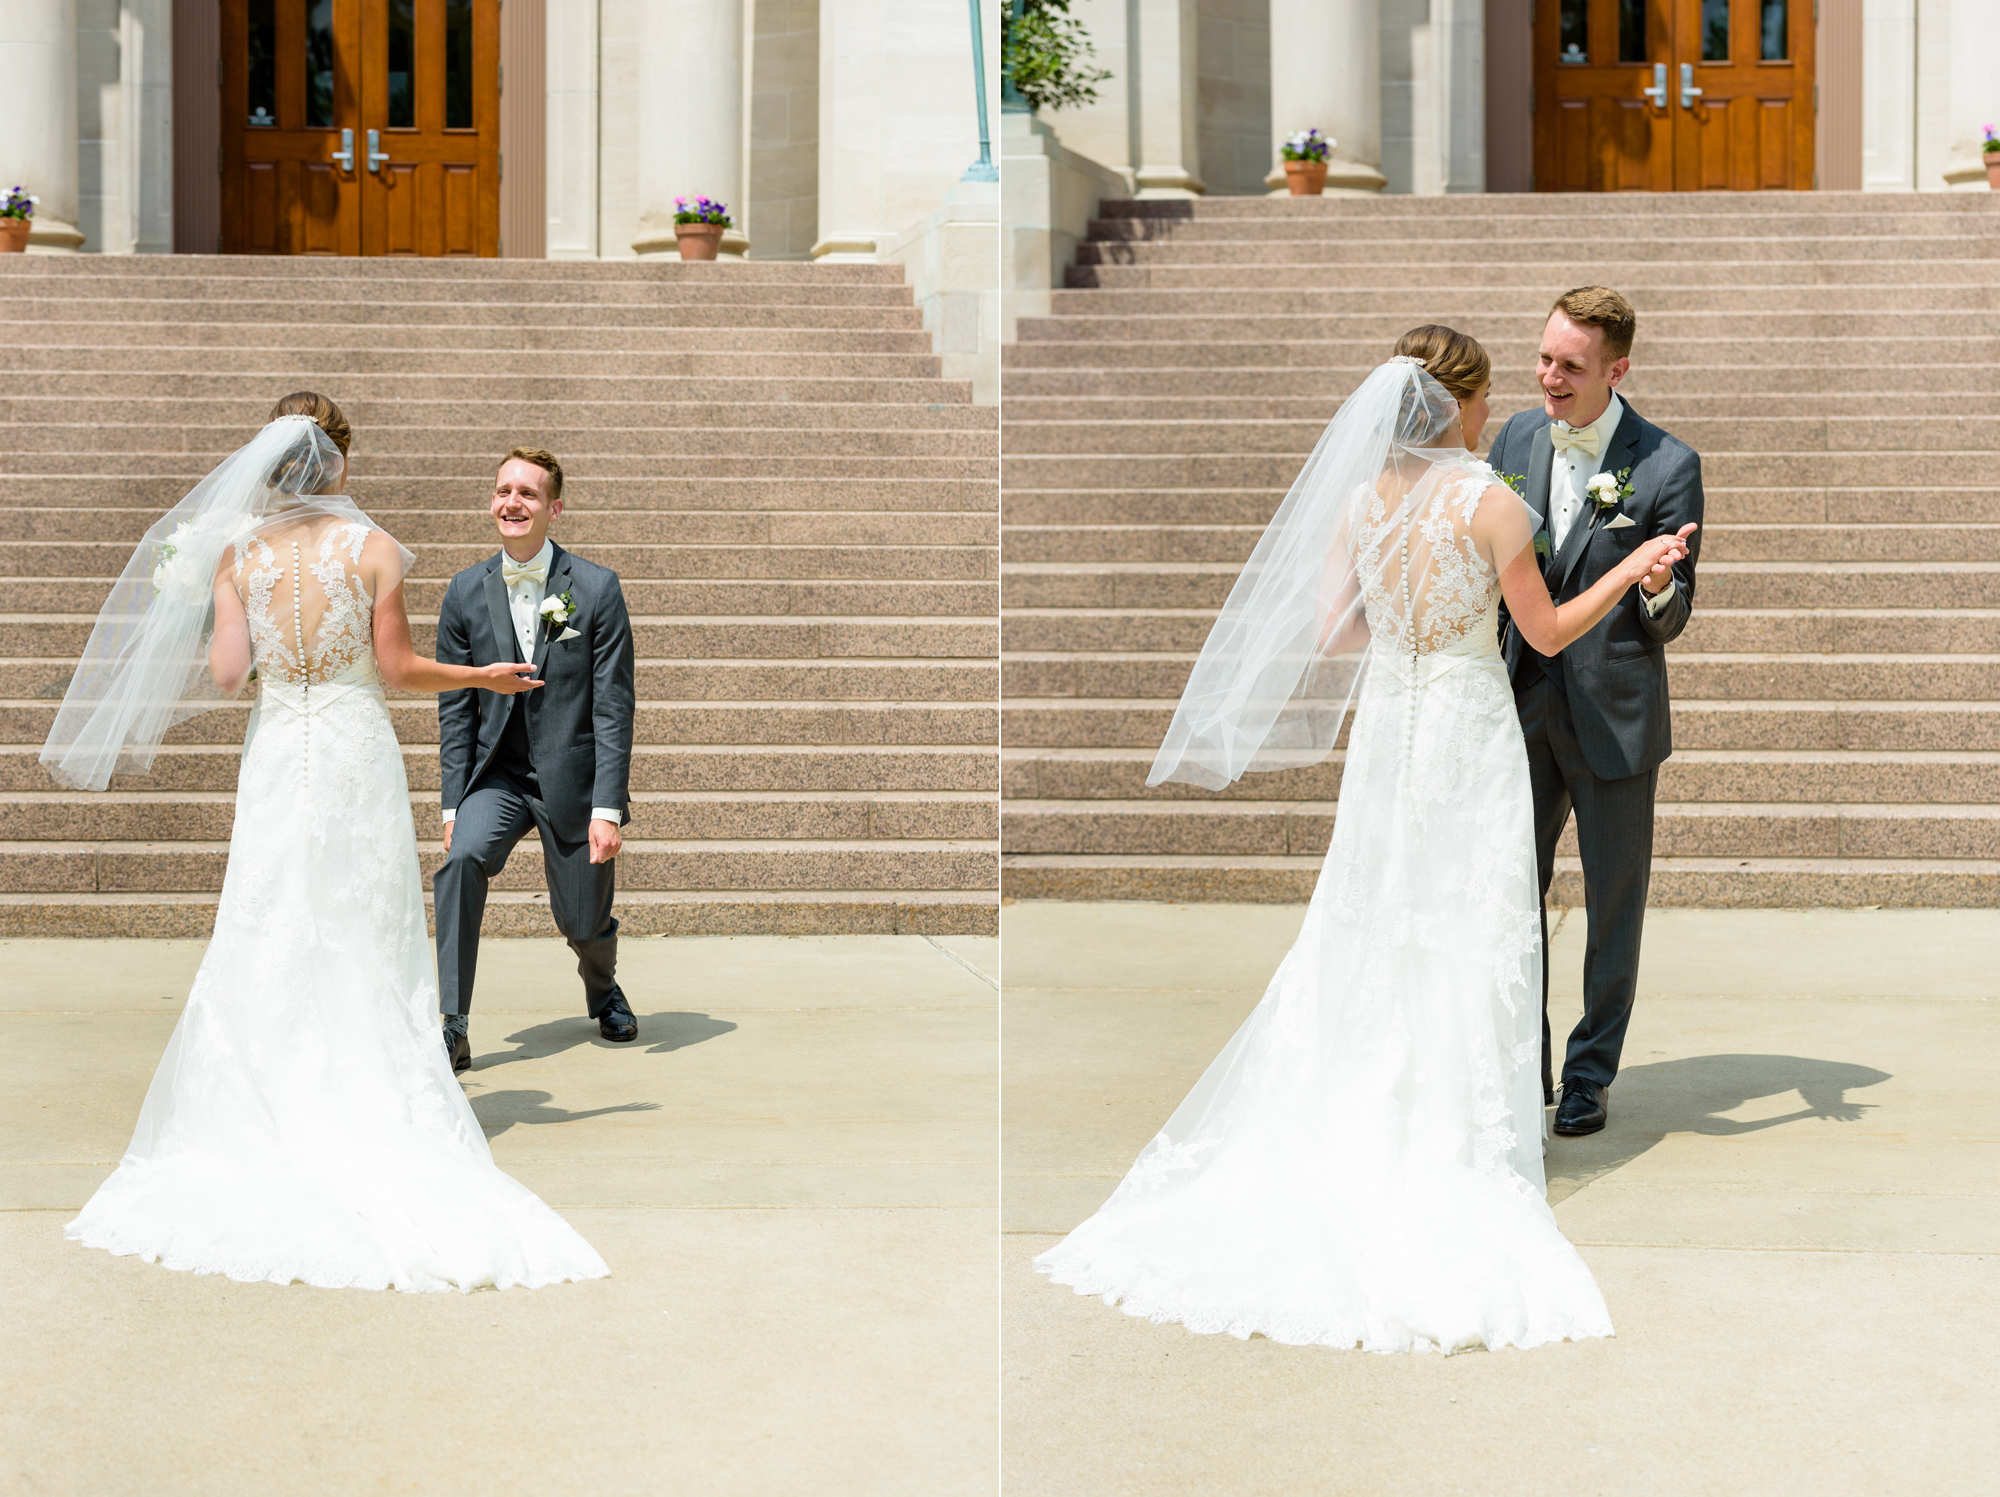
top-left (465, 1011), bottom-right (737, 1137)
top-left (474, 1009), bottom-right (738, 1070)
top-left (470, 1090), bottom-right (660, 1138)
top-left (1545, 1054), bottom-right (1891, 1205)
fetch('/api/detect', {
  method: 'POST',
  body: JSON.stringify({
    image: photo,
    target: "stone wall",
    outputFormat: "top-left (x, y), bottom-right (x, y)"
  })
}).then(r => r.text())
top-left (750, 0), bottom-right (819, 260)
top-left (1195, 0), bottom-right (1269, 196)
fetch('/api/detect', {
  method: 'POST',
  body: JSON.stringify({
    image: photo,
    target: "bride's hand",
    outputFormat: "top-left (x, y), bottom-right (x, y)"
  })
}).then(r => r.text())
top-left (1617, 524), bottom-right (1696, 591)
top-left (478, 662), bottom-right (543, 694)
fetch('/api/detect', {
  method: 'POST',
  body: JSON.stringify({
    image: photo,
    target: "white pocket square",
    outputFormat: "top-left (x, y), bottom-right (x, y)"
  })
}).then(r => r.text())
top-left (1603, 513), bottom-right (1637, 530)
top-left (557, 627), bottom-right (582, 642)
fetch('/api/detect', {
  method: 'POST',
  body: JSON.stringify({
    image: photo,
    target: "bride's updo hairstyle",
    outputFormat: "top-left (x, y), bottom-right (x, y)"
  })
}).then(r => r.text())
top-left (267, 390), bottom-right (351, 456)
top-left (263, 390), bottom-right (350, 497)
top-left (1391, 324), bottom-right (1491, 404)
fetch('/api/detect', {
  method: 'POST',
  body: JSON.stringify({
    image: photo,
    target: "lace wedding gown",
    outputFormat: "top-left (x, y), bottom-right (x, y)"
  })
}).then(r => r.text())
top-left (1036, 463), bottom-right (1614, 1353)
top-left (67, 515), bottom-right (609, 1292)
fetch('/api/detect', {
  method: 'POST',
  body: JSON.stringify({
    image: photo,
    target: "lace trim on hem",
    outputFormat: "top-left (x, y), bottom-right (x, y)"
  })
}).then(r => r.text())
top-left (1033, 1256), bottom-right (1614, 1355)
top-left (64, 1222), bottom-right (609, 1294)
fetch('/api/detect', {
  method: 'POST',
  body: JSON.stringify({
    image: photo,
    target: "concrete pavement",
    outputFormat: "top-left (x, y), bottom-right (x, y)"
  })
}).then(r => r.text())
top-left (1, 932), bottom-right (998, 1496)
top-left (1002, 902), bottom-right (2000, 1495)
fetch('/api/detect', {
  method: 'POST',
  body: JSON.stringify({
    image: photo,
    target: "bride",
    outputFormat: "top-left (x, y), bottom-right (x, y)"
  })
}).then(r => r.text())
top-left (1034, 332), bottom-right (1692, 1352)
top-left (42, 394), bottom-right (609, 1292)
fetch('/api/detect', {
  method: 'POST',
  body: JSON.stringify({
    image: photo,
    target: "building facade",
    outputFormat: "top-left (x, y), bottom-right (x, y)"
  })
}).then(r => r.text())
top-left (1025, 0), bottom-right (2000, 200)
top-left (0, 0), bottom-right (1000, 390)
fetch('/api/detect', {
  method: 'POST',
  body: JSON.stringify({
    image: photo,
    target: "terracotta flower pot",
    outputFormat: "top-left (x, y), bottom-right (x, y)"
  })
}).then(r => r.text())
top-left (1986, 155), bottom-right (2000, 190)
top-left (675, 223), bottom-right (724, 261)
top-left (1284, 160), bottom-right (1329, 196)
top-left (0, 218), bottom-right (30, 253)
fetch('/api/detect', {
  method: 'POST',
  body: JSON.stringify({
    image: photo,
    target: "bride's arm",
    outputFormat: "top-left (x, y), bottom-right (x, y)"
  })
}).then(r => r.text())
top-left (363, 535), bottom-right (541, 696)
top-left (1497, 522), bottom-right (1698, 656)
top-left (209, 560), bottom-right (253, 695)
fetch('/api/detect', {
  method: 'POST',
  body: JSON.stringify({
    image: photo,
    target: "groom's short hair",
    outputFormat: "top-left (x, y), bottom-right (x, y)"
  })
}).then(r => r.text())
top-left (502, 446), bottom-right (564, 503)
top-left (1550, 286), bottom-right (1636, 362)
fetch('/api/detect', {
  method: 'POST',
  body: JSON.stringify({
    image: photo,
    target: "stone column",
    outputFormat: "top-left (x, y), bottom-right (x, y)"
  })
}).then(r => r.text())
top-left (0, 0), bottom-right (86, 250)
top-left (1130, 0), bottom-right (1203, 196)
top-left (1265, 0), bottom-right (1387, 194)
top-left (812, 0), bottom-right (884, 260)
top-left (631, 0), bottom-right (750, 259)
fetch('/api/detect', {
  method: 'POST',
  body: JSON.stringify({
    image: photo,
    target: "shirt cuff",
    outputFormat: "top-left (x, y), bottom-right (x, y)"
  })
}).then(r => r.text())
top-left (591, 808), bottom-right (622, 824)
top-left (441, 808), bottom-right (455, 825)
top-left (1642, 576), bottom-right (1677, 616)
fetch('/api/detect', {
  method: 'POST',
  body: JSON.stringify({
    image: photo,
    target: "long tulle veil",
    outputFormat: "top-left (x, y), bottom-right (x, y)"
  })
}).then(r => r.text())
top-left (41, 416), bottom-right (408, 791)
top-left (1148, 356), bottom-right (1531, 790)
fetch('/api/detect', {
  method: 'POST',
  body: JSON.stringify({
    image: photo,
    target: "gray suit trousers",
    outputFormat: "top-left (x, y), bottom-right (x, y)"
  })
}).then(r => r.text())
top-left (1518, 672), bottom-right (1657, 1096)
top-left (433, 763), bottom-right (621, 1018)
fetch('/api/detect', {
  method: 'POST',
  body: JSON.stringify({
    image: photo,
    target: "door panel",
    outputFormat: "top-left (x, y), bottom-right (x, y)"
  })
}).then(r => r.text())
top-left (1670, 0), bottom-right (1813, 190)
top-left (358, 0), bottom-right (498, 256)
top-left (221, 0), bottom-right (362, 253)
top-left (219, 0), bottom-right (496, 255)
top-left (1534, 0), bottom-right (1675, 192)
top-left (1534, 0), bottom-right (1813, 191)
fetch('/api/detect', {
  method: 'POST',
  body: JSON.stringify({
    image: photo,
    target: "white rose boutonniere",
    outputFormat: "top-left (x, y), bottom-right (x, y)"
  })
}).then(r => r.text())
top-left (538, 588), bottom-right (582, 642)
top-left (1586, 467), bottom-right (1635, 513)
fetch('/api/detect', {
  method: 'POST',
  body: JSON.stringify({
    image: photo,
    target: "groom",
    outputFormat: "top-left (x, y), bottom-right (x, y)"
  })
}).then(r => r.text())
top-left (432, 447), bottom-right (639, 1073)
top-left (1490, 287), bottom-right (1703, 1138)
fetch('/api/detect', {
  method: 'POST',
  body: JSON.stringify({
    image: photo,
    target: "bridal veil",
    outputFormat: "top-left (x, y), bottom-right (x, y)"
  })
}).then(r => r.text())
top-left (1149, 355), bottom-right (1535, 790)
top-left (41, 415), bottom-right (412, 791)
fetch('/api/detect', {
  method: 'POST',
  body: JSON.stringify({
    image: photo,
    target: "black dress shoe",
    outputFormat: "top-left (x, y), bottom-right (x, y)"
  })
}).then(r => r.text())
top-left (1553, 1079), bottom-right (1607, 1136)
top-left (596, 993), bottom-right (638, 1043)
top-left (443, 1017), bottom-right (472, 1075)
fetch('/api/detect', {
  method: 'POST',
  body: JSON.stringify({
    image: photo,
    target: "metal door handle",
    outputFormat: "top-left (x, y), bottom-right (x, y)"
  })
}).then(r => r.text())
top-left (1680, 62), bottom-right (1703, 108)
top-left (331, 128), bottom-right (355, 171)
top-left (366, 128), bottom-right (390, 171)
top-left (1642, 63), bottom-right (1667, 108)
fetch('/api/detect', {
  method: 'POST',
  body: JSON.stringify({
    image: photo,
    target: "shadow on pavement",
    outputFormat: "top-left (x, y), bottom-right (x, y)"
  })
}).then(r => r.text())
top-left (469, 1089), bottom-right (662, 1137)
top-left (1548, 1053), bottom-right (1892, 1204)
top-left (474, 1010), bottom-right (739, 1069)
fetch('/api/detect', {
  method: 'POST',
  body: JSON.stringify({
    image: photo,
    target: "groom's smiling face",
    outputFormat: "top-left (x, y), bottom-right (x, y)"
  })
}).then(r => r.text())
top-left (491, 457), bottom-right (562, 558)
top-left (1537, 311), bottom-right (1629, 429)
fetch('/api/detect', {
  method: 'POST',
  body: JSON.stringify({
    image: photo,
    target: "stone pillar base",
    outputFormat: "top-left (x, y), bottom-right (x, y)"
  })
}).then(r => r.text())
top-left (26, 220), bottom-right (85, 251)
top-left (1133, 168), bottom-right (1205, 198)
top-left (810, 235), bottom-right (880, 262)
top-left (1263, 155), bottom-right (1387, 195)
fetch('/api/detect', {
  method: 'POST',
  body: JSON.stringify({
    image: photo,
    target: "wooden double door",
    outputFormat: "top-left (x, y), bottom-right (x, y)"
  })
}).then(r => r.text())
top-left (1534, 0), bottom-right (1816, 191)
top-left (220, 0), bottom-right (500, 255)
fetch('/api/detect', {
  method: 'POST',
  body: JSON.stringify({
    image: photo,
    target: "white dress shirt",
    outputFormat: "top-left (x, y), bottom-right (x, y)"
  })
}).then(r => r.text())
top-left (1546, 391), bottom-right (1675, 617)
top-left (441, 539), bottom-right (621, 828)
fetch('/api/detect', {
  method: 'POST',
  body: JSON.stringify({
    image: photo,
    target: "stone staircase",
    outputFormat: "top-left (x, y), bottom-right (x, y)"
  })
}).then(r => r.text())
top-left (0, 254), bottom-right (996, 936)
top-left (1002, 192), bottom-right (2000, 907)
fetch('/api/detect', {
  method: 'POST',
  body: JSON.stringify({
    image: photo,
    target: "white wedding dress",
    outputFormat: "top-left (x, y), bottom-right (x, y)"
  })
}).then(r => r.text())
top-left (67, 514), bottom-right (609, 1292)
top-left (1036, 462), bottom-right (1614, 1353)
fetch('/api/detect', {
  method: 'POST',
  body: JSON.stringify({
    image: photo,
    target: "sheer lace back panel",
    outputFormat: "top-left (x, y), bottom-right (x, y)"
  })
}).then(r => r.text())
top-left (232, 518), bottom-right (378, 686)
top-left (1353, 464), bottom-right (1507, 661)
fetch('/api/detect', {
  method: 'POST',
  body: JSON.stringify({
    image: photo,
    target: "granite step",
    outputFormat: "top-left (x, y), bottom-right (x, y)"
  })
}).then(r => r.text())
top-left (0, 698), bottom-right (1000, 748)
top-left (1, 254), bottom-right (997, 935)
top-left (999, 852), bottom-right (2000, 908)
top-left (1000, 746), bottom-right (2000, 805)
top-left (0, 838), bottom-right (999, 895)
top-left (1011, 694), bottom-right (2000, 754)
top-left (0, 788), bottom-right (999, 844)
top-left (999, 797), bottom-right (2000, 861)
top-left (0, 888), bottom-right (993, 939)
top-left (0, 743), bottom-right (996, 793)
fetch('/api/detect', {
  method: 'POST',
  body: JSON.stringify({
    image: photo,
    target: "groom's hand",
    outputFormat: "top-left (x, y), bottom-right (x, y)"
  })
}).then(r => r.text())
top-left (1641, 523), bottom-right (1699, 594)
top-left (588, 817), bottom-right (622, 864)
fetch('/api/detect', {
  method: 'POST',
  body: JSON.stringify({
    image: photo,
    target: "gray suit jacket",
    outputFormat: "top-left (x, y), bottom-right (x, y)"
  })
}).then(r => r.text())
top-left (1491, 400), bottom-right (1704, 781)
top-left (435, 542), bottom-right (636, 839)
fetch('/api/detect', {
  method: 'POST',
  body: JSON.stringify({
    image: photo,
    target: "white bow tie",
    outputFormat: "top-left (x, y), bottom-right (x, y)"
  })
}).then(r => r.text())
top-left (1550, 423), bottom-right (1601, 457)
top-left (501, 556), bottom-right (548, 588)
